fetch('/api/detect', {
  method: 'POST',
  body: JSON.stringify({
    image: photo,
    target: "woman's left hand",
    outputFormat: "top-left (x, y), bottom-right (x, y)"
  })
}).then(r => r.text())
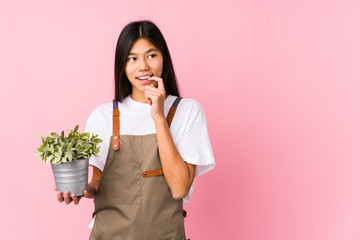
top-left (144, 76), bottom-right (166, 120)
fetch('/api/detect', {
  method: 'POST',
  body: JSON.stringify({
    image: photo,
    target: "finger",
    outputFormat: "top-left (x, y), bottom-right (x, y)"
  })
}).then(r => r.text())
top-left (72, 194), bottom-right (82, 205)
top-left (144, 92), bottom-right (160, 104)
top-left (64, 192), bottom-right (72, 205)
top-left (145, 95), bottom-right (152, 106)
top-left (145, 85), bottom-right (162, 93)
top-left (84, 190), bottom-right (93, 199)
top-left (145, 85), bottom-right (165, 100)
top-left (85, 184), bottom-right (98, 199)
top-left (150, 80), bottom-right (158, 88)
top-left (145, 91), bottom-right (162, 100)
top-left (145, 86), bottom-right (163, 97)
top-left (53, 185), bottom-right (57, 191)
top-left (144, 89), bottom-right (156, 101)
top-left (148, 76), bottom-right (164, 90)
top-left (57, 191), bottom-right (64, 203)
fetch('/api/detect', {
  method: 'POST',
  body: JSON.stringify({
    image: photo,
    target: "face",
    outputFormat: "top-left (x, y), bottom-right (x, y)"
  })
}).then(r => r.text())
top-left (125, 38), bottom-right (163, 99)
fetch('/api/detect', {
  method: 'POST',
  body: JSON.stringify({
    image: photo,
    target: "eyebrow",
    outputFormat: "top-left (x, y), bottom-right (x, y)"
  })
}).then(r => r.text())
top-left (128, 48), bottom-right (158, 55)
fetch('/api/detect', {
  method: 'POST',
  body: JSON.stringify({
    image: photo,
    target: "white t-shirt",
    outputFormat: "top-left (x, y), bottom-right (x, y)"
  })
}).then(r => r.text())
top-left (84, 95), bottom-right (215, 203)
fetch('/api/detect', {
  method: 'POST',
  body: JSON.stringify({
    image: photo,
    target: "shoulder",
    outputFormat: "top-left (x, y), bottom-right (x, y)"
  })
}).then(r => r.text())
top-left (177, 97), bottom-right (206, 122)
top-left (168, 95), bottom-right (203, 112)
top-left (178, 97), bottom-right (202, 108)
top-left (86, 101), bottom-right (113, 125)
top-left (91, 101), bottom-right (113, 115)
top-left (166, 96), bottom-right (207, 134)
top-left (91, 101), bottom-right (113, 114)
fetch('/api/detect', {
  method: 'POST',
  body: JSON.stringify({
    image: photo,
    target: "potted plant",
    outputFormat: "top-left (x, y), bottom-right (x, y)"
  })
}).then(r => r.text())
top-left (35, 125), bottom-right (102, 196)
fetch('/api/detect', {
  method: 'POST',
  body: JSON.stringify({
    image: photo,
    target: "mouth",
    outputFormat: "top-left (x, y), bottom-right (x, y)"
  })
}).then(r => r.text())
top-left (136, 74), bottom-right (154, 81)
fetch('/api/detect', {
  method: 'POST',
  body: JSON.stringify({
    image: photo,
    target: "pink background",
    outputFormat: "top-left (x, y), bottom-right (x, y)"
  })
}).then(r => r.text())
top-left (1, 0), bottom-right (360, 239)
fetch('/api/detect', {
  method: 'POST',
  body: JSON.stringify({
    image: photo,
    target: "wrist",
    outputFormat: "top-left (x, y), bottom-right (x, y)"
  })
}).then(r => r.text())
top-left (153, 115), bottom-right (167, 125)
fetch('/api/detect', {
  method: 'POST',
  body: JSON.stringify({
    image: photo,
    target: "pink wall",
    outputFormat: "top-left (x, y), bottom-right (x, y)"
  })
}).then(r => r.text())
top-left (1, 0), bottom-right (360, 239)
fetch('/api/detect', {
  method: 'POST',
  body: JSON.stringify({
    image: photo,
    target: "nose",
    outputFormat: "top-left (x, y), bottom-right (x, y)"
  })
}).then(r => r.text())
top-left (137, 57), bottom-right (149, 71)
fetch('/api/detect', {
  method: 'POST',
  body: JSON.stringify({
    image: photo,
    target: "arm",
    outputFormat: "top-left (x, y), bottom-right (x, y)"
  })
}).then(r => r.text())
top-left (154, 117), bottom-right (196, 199)
top-left (144, 76), bottom-right (196, 200)
top-left (85, 165), bottom-right (102, 198)
top-left (55, 165), bottom-right (102, 205)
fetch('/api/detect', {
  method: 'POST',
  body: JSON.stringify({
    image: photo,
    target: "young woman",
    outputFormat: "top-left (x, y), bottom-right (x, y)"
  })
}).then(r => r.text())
top-left (55, 20), bottom-right (215, 239)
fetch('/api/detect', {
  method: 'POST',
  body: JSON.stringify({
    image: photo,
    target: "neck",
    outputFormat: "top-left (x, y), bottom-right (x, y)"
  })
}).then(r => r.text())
top-left (130, 92), bottom-right (148, 103)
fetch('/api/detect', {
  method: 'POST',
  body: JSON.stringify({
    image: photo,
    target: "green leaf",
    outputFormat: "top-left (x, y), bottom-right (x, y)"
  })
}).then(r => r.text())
top-left (36, 124), bottom-right (103, 165)
top-left (46, 155), bottom-right (54, 163)
top-left (65, 151), bottom-right (72, 161)
top-left (51, 132), bottom-right (59, 138)
top-left (35, 152), bottom-right (43, 156)
top-left (50, 145), bottom-right (55, 154)
top-left (53, 157), bottom-right (61, 165)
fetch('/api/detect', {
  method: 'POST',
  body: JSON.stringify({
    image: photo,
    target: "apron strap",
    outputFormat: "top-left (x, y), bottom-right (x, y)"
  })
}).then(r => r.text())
top-left (112, 100), bottom-right (120, 151)
top-left (166, 97), bottom-right (182, 128)
top-left (112, 97), bottom-right (181, 151)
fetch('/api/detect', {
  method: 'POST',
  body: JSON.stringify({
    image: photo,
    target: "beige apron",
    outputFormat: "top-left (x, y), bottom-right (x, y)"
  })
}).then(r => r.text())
top-left (89, 97), bottom-right (187, 240)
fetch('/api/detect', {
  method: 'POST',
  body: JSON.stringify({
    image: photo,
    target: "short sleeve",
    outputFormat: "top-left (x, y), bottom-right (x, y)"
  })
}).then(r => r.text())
top-left (84, 110), bottom-right (106, 171)
top-left (176, 101), bottom-right (215, 203)
top-left (178, 121), bottom-right (215, 177)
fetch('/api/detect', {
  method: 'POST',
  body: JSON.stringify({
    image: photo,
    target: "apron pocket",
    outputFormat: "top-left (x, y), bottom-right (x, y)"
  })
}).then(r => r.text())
top-left (110, 162), bottom-right (141, 204)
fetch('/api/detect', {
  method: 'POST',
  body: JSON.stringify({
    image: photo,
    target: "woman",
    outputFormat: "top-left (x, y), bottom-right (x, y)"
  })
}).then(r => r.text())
top-left (55, 20), bottom-right (215, 239)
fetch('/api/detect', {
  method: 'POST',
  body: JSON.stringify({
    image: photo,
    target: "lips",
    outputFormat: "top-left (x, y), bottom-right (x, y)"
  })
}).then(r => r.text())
top-left (136, 74), bottom-right (154, 80)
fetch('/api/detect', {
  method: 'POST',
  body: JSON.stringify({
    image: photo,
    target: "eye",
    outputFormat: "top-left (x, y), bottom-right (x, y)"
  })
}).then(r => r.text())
top-left (148, 54), bottom-right (157, 59)
top-left (128, 57), bottom-right (136, 61)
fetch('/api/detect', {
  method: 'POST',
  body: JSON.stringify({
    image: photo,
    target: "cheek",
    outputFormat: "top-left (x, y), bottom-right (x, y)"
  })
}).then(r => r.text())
top-left (155, 59), bottom-right (163, 74)
top-left (125, 65), bottom-right (135, 78)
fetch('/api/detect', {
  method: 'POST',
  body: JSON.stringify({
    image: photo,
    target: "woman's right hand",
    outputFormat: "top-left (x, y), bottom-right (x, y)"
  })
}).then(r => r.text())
top-left (54, 181), bottom-right (98, 205)
top-left (54, 166), bottom-right (102, 205)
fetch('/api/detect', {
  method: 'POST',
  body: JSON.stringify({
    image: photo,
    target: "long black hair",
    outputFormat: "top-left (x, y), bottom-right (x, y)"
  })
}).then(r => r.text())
top-left (114, 20), bottom-right (180, 102)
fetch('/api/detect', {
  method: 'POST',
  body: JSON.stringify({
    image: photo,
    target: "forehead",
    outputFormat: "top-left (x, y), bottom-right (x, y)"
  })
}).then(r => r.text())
top-left (129, 38), bottom-right (159, 53)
